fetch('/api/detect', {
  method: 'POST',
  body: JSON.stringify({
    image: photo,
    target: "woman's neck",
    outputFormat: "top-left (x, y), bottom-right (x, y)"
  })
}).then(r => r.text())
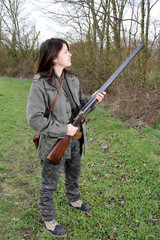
top-left (54, 66), bottom-right (63, 77)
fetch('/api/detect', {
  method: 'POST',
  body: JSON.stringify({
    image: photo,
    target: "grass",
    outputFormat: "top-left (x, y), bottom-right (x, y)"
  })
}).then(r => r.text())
top-left (0, 76), bottom-right (160, 240)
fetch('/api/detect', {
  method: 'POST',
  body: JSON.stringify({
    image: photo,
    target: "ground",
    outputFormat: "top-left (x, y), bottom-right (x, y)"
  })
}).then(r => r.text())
top-left (102, 87), bottom-right (160, 129)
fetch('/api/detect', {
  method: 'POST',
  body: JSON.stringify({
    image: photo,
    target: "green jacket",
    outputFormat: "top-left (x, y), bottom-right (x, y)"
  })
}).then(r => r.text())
top-left (27, 73), bottom-right (90, 160)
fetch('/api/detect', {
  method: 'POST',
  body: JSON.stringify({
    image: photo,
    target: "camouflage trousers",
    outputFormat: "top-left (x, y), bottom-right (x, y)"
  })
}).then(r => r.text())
top-left (39, 139), bottom-right (82, 221)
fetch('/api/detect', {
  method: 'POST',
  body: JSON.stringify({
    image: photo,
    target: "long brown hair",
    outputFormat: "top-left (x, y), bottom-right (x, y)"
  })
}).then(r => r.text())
top-left (34, 38), bottom-right (73, 80)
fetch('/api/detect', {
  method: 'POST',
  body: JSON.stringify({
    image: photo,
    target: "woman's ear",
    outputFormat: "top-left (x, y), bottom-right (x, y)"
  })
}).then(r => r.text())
top-left (53, 58), bottom-right (57, 64)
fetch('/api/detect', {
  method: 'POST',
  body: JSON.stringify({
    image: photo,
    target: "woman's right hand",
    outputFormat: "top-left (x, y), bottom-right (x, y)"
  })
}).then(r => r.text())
top-left (67, 124), bottom-right (78, 136)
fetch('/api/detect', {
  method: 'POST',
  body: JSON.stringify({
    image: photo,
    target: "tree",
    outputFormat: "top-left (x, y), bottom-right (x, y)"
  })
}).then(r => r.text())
top-left (139, 0), bottom-right (159, 86)
top-left (0, 0), bottom-right (40, 77)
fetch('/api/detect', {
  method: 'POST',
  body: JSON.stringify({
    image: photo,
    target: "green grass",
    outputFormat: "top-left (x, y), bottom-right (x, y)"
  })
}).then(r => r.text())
top-left (0, 76), bottom-right (160, 240)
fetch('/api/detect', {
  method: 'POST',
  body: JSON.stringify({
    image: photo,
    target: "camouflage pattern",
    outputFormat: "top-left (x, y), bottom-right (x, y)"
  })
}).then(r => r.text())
top-left (39, 139), bottom-right (81, 221)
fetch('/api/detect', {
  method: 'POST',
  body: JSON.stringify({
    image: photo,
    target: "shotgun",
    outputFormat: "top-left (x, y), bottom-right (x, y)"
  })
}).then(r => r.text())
top-left (47, 44), bottom-right (144, 164)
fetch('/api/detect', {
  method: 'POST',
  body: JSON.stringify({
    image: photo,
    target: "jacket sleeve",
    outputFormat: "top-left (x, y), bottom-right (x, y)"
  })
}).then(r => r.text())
top-left (26, 78), bottom-right (67, 138)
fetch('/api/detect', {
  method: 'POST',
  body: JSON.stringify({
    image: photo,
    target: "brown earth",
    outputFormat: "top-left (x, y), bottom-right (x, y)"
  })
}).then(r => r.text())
top-left (102, 87), bottom-right (160, 129)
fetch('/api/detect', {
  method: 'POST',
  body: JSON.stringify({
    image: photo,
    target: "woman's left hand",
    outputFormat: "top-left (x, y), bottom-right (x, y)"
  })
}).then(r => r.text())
top-left (95, 91), bottom-right (106, 103)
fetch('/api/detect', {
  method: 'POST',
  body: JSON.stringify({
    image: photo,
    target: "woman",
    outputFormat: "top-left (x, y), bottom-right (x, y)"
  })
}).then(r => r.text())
top-left (27, 38), bottom-right (105, 237)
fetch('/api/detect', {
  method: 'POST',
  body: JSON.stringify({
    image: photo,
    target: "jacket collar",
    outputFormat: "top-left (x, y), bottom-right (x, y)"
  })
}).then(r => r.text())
top-left (46, 73), bottom-right (79, 107)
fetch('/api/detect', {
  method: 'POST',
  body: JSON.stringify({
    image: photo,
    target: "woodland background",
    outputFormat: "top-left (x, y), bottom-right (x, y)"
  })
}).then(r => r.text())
top-left (0, 0), bottom-right (160, 127)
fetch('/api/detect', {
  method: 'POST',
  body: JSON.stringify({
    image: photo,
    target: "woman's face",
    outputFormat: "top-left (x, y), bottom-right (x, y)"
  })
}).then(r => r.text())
top-left (54, 43), bottom-right (72, 69)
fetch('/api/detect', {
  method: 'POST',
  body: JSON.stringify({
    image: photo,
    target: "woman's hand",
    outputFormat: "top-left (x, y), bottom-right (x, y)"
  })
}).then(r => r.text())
top-left (92, 91), bottom-right (106, 102)
top-left (67, 123), bottom-right (78, 136)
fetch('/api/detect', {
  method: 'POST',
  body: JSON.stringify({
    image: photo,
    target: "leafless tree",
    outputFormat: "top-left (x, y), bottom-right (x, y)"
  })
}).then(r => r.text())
top-left (0, 0), bottom-right (40, 77)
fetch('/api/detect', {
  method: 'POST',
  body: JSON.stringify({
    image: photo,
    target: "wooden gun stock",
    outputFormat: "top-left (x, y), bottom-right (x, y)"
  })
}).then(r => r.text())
top-left (47, 135), bottom-right (71, 164)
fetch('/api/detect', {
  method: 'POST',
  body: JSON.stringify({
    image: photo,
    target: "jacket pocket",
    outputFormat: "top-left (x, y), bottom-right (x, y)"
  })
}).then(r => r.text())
top-left (38, 135), bottom-right (58, 157)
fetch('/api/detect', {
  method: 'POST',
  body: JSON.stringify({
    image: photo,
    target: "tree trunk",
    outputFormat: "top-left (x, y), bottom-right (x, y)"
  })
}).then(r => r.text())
top-left (140, 0), bottom-right (146, 86)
